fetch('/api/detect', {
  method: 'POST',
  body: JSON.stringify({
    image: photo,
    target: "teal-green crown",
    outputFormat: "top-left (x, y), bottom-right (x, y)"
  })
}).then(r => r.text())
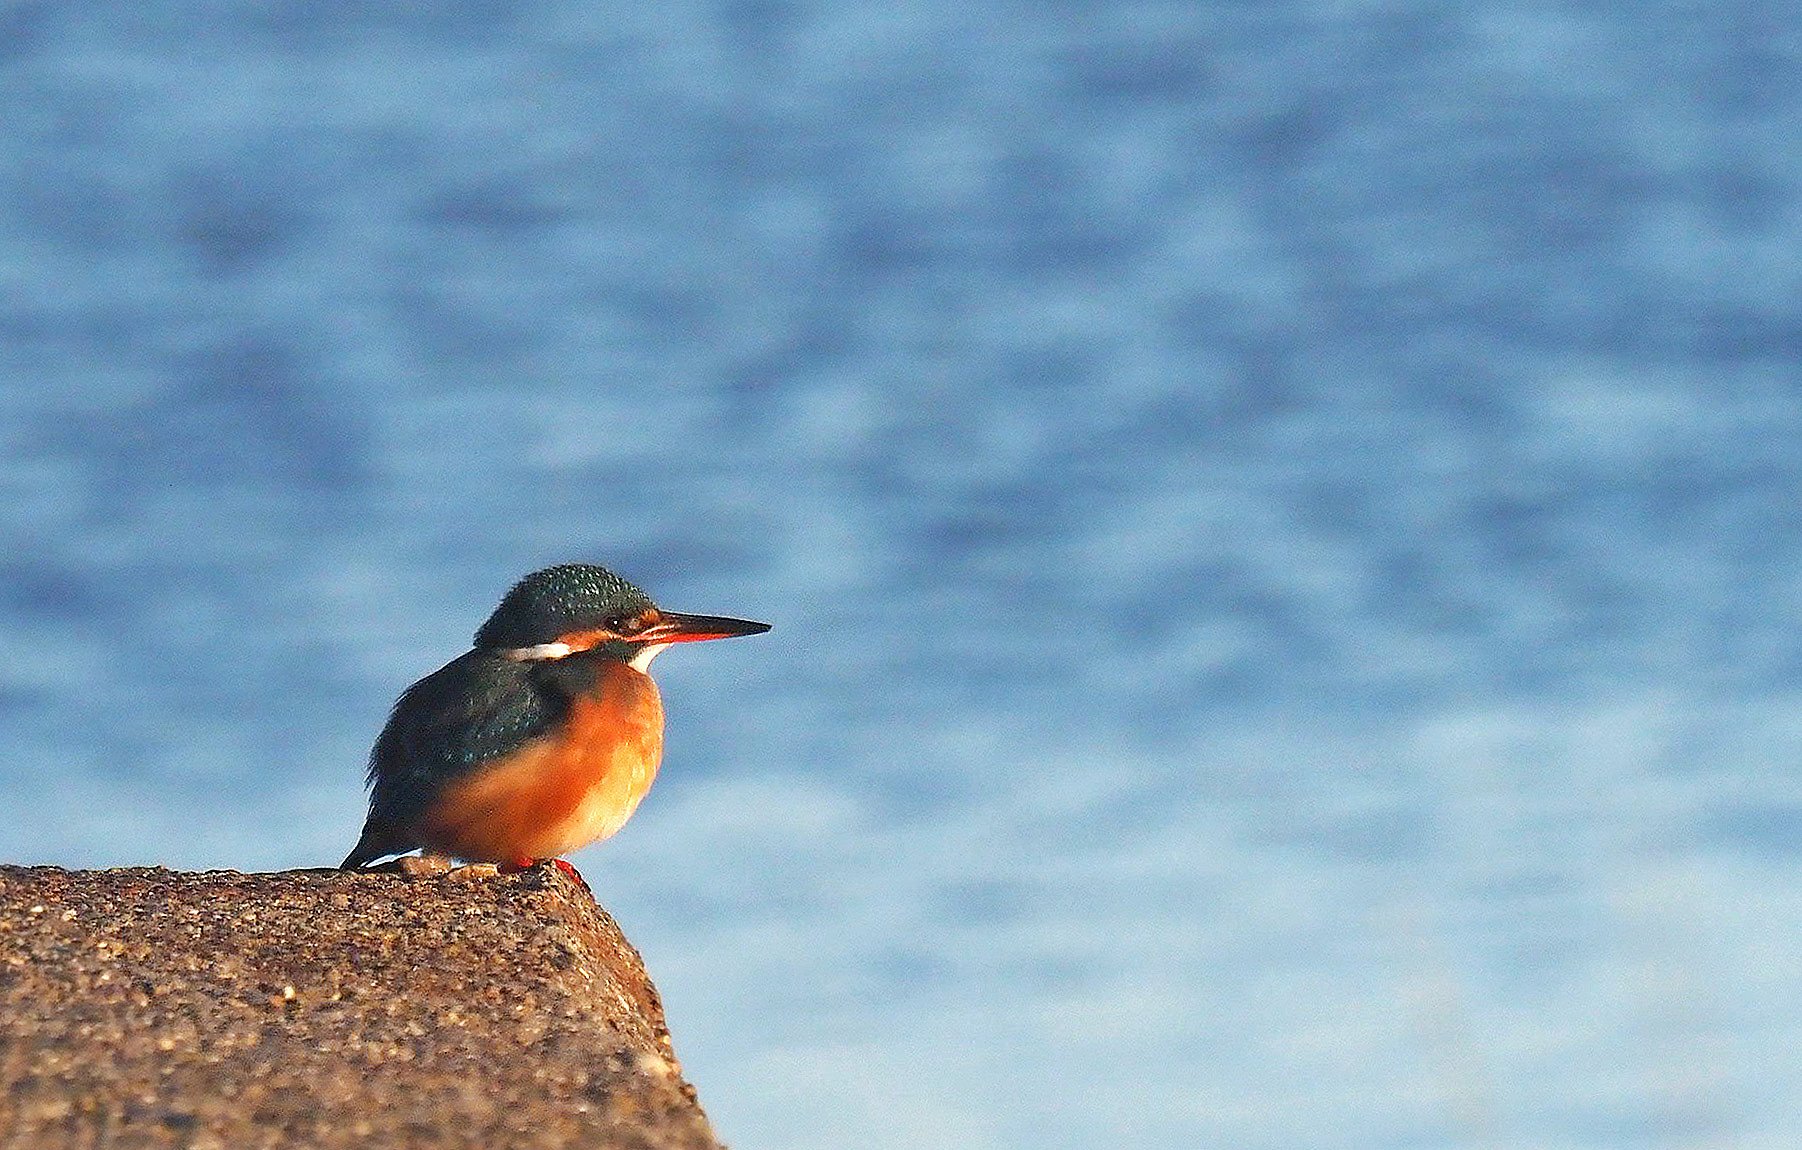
top-left (473, 564), bottom-right (655, 650)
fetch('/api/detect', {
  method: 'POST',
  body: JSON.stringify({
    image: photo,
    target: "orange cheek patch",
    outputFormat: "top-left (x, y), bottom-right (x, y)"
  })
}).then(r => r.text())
top-left (552, 628), bottom-right (617, 654)
top-left (417, 663), bottom-right (666, 862)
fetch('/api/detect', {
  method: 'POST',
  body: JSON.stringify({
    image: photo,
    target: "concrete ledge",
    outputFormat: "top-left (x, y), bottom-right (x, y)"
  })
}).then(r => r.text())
top-left (0, 865), bottom-right (724, 1149)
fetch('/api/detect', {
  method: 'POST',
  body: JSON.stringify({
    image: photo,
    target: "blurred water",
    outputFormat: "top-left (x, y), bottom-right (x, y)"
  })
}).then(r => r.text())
top-left (4, 3), bottom-right (1802, 1147)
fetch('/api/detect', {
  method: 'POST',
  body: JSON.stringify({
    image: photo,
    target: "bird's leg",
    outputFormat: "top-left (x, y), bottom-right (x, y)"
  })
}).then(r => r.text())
top-left (488, 856), bottom-right (593, 897)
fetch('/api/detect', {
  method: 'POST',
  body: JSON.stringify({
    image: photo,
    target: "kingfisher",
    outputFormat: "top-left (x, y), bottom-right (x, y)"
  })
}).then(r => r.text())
top-left (341, 563), bottom-right (769, 874)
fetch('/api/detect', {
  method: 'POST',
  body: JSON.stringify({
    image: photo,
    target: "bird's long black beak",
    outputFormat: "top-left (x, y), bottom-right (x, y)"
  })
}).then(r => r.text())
top-left (639, 611), bottom-right (771, 645)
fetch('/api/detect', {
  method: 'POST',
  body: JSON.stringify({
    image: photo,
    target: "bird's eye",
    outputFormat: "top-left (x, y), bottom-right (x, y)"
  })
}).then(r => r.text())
top-left (606, 614), bottom-right (633, 633)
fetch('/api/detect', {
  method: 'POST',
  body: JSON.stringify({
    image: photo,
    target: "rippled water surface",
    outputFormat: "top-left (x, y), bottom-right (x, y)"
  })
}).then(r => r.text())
top-left (4, 5), bottom-right (1802, 1147)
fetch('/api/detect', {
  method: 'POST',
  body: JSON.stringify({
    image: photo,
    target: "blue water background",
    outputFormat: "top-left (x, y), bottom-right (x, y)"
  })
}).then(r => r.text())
top-left (4, 4), bottom-right (1802, 1147)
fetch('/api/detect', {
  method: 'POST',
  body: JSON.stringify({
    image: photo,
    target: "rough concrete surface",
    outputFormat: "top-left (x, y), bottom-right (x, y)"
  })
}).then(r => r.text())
top-left (0, 865), bottom-right (724, 1150)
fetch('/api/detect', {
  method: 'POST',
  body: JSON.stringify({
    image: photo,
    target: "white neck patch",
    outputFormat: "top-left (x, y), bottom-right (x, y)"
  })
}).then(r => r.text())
top-left (501, 641), bottom-right (575, 662)
top-left (500, 640), bottom-right (668, 672)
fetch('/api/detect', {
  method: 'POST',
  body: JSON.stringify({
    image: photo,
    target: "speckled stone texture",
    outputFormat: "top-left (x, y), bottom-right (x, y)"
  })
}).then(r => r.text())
top-left (0, 866), bottom-right (724, 1150)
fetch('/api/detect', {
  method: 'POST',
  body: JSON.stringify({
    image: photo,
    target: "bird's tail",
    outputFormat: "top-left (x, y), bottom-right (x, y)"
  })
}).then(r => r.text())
top-left (339, 818), bottom-right (413, 870)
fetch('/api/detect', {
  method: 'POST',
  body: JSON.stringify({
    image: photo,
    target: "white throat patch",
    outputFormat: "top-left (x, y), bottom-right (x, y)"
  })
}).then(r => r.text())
top-left (627, 643), bottom-right (670, 672)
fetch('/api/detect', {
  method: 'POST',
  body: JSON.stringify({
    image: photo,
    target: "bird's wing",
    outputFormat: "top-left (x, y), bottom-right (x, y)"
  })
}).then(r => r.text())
top-left (366, 650), bottom-right (564, 827)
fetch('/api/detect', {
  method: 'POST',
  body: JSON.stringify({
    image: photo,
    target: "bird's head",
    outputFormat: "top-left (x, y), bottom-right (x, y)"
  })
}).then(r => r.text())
top-left (474, 563), bottom-right (770, 670)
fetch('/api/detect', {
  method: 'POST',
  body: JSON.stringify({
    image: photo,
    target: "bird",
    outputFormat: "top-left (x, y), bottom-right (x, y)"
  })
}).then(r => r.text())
top-left (341, 563), bottom-right (769, 875)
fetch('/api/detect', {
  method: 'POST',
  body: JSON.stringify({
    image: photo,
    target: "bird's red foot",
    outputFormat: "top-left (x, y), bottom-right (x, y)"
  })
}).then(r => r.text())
top-left (551, 858), bottom-right (594, 899)
top-left (493, 856), bottom-right (593, 898)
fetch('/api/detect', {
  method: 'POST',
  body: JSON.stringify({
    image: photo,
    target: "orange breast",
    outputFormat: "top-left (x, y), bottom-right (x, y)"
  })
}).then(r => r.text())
top-left (417, 662), bottom-right (666, 862)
